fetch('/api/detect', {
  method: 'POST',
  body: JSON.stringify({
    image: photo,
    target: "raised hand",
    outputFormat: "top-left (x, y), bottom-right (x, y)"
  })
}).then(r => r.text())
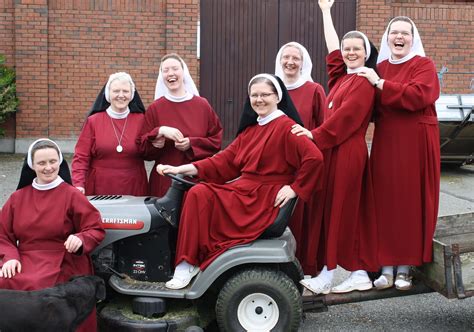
top-left (318, 0), bottom-right (334, 11)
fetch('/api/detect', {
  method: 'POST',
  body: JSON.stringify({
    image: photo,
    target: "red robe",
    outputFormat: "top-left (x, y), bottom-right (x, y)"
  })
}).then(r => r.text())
top-left (72, 112), bottom-right (148, 196)
top-left (309, 50), bottom-right (378, 272)
top-left (371, 56), bottom-right (440, 266)
top-left (0, 182), bottom-right (105, 331)
top-left (140, 96), bottom-right (223, 197)
top-left (288, 81), bottom-right (327, 275)
top-left (175, 116), bottom-right (324, 270)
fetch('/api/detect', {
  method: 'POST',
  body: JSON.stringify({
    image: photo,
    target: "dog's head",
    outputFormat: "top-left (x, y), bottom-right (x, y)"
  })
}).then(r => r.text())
top-left (68, 275), bottom-right (106, 301)
top-left (65, 275), bottom-right (106, 330)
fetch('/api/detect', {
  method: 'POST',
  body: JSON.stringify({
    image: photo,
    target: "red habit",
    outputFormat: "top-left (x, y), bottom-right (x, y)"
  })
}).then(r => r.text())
top-left (310, 50), bottom-right (378, 272)
top-left (0, 182), bottom-right (105, 331)
top-left (175, 116), bottom-right (324, 270)
top-left (371, 56), bottom-right (440, 266)
top-left (72, 112), bottom-right (148, 196)
top-left (140, 96), bottom-right (223, 197)
top-left (287, 81), bottom-right (327, 275)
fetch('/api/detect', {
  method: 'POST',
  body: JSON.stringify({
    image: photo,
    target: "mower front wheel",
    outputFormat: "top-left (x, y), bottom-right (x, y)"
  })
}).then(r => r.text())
top-left (215, 267), bottom-right (302, 332)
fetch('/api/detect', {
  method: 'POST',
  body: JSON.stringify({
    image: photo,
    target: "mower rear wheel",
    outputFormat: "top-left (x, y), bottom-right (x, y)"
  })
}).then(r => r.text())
top-left (215, 267), bottom-right (302, 332)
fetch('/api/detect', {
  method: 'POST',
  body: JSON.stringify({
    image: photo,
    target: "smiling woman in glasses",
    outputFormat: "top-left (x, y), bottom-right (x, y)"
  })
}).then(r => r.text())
top-left (357, 15), bottom-right (441, 291)
top-left (155, 73), bottom-right (324, 290)
top-left (274, 41), bottom-right (327, 277)
top-left (295, 0), bottom-right (380, 295)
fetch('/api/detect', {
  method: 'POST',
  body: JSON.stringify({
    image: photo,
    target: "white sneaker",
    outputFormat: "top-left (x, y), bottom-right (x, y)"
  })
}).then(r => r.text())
top-left (331, 274), bottom-right (373, 293)
top-left (300, 276), bottom-right (332, 295)
top-left (165, 265), bottom-right (200, 290)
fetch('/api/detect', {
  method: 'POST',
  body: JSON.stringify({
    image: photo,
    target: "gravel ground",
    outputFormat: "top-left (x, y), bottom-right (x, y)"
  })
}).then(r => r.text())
top-left (0, 154), bottom-right (473, 331)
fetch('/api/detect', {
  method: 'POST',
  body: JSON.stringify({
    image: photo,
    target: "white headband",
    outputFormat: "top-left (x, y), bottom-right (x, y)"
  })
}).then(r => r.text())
top-left (27, 138), bottom-right (63, 169)
top-left (248, 74), bottom-right (282, 102)
top-left (341, 30), bottom-right (371, 60)
top-left (105, 72), bottom-right (136, 102)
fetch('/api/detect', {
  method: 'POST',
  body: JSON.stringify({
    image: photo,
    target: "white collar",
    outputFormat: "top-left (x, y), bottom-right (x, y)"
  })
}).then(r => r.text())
top-left (389, 52), bottom-right (417, 65)
top-left (32, 176), bottom-right (64, 191)
top-left (106, 106), bottom-right (130, 119)
top-left (164, 92), bottom-right (194, 103)
top-left (346, 67), bottom-right (366, 74)
top-left (257, 109), bottom-right (285, 126)
top-left (284, 78), bottom-right (307, 91)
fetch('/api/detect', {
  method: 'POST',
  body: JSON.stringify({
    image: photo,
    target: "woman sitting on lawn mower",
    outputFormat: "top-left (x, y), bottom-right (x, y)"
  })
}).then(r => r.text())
top-left (157, 73), bottom-right (324, 289)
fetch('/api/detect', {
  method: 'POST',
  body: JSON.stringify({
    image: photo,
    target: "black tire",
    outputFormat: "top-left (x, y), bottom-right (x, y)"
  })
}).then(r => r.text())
top-left (215, 267), bottom-right (302, 332)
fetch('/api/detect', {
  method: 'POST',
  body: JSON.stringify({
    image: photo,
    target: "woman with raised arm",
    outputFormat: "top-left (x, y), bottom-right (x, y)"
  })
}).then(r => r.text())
top-left (295, 0), bottom-right (378, 294)
top-left (358, 16), bottom-right (440, 291)
top-left (139, 53), bottom-right (223, 197)
top-left (157, 74), bottom-right (323, 290)
top-left (275, 42), bottom-right (327, 276)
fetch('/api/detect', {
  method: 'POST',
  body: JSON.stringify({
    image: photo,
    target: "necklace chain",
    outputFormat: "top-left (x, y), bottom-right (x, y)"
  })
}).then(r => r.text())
top-left (110, 115), bottom-right (128, 150)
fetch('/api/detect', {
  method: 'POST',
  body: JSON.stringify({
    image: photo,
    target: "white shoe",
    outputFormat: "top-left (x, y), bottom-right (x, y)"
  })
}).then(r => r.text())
top-left (300, 277), bottom-right (331, 295)
top-left (395, 273), bottom-right (413, 291)
top-left (165, 265), bottom-right (200, 290)
top-left (331, 274), bottom-right (373, 293)
top-left (374, 274), bottom-right (394, 290)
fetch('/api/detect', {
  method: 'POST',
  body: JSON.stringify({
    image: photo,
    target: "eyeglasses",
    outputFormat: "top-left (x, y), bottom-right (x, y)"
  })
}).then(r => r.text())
top-left (389, 30), bottom-right (412, 37)
top-left (250, 93), bottom-right (275, 99)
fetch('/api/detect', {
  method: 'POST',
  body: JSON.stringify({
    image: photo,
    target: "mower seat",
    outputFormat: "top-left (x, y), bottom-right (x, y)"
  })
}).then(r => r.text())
top-left (259, 197), bottom-right (298, 239)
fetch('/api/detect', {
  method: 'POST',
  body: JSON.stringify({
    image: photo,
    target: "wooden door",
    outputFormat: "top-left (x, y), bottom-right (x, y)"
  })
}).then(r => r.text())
top-left (200, 0), bottom-right (356, 145)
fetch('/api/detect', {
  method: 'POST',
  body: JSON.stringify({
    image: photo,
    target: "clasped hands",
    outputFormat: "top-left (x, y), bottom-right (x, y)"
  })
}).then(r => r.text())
top-left (0, 234), bottom-right (82, 279)
top-left (152, 126), bottom-right (191, 151)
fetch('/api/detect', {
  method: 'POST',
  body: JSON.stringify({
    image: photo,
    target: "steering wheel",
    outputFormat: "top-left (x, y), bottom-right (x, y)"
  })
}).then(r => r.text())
top-left (166, 173), bottom-right (197, 187)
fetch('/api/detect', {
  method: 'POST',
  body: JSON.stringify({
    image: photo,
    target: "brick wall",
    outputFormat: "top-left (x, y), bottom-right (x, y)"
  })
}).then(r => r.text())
top-left (1, 0), bottom-right (473, 152)
top-left (358, 0), bottom-right (474, 94)
top-left (0, 0), bottom-right (199, 152)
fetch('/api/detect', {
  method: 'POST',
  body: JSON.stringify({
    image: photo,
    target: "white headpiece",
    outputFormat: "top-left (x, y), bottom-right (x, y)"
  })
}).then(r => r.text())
top-left (154, 55), bottom-right (200, 101)
top-left (248, 74), bottom-right (283, 102)
top-left (27, 138), bottom-right (63, 169)
top-left (341, 31), bottom-right (371, 61)
top-left (105, 72), bottom-right (136, 102)
top-left (274, 42), bottom-right (313, 90)
top-left (377, 16), bottom-right (425, 64)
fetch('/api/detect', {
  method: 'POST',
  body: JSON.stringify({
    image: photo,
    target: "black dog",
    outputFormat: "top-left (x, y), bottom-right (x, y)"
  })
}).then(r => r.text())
top-left (0, 275), bottom-right (106, 332)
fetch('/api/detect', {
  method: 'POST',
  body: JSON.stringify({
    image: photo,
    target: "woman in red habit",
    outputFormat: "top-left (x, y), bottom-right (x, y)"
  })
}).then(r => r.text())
top-left (157, 73), bottom-right (324, 290)
top-left (295, 0), bottom-right (378, 294)
top-left (0, 138), bottom-right (105, 331)
top-left (358, 16), bottom-right (440, 291)
top-left (274, 42), bottom-right (327, 276)
top-left (72, 72), bottom-right (148, 196)
top-left (139, 53), bottom-right (223, 197)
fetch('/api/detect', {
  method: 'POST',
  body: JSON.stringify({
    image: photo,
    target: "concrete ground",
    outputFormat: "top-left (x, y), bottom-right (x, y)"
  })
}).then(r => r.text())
top-left (0, 154), bottom-right (473, 331)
